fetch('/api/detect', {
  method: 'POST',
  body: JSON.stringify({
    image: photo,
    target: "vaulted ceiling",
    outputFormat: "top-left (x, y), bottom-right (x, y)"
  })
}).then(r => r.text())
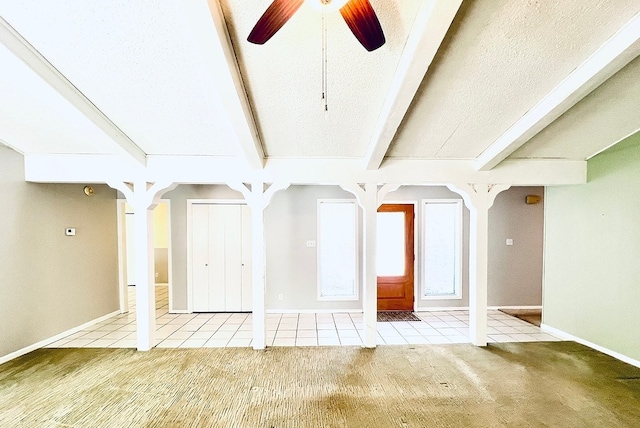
top-left (1, 0), bottom-right (640, 186)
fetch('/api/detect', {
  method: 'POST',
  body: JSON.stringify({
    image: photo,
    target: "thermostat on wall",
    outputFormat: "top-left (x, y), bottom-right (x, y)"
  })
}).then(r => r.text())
top-left (65, 228), bottom-right (76, 236)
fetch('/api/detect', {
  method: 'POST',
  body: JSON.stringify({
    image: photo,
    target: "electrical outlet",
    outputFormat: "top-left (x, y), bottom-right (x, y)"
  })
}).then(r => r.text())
top-left (306, 240), bottom-right (316, 248)
top-left (506, 238), bottom-right (513, 246)
top-left (278, 294), bottom-right (283, 301)
top-left (155, 272), bottom-right (159, 278)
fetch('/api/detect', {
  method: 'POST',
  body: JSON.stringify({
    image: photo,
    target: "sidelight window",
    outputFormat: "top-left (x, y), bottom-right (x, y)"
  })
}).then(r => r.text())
top-left (317, 200), bottom-right (358, 300)
top-left (422, 200), bottom-right (463, 299)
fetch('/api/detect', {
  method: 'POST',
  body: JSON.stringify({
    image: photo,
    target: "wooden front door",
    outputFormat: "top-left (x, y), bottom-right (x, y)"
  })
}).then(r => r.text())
top-left (377, 204), bottom-right (414, 311)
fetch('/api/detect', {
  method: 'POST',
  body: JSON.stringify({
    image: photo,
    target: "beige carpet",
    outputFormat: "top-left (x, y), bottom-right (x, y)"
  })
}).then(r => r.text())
top-left (1, 342), bottom-right (639, 427)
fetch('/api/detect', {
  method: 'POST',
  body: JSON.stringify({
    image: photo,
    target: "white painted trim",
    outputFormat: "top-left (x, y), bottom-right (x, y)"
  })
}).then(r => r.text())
top-left (186, 200), bottom-right (194, 313)
top-left (0, 310), bottom-right (119, 365)
top-left (267, 309), bottom-right (364, 314)
top-left (162, 200), bottom-right (174, 314)
top-left (488, 305), bottom-right (542, 310)
top-left (170, 309), bottom-right (191, 314)
top-left (116, 200), bottom-right (129, 313)
top-left (0, 17), bottom-right (146, 167)
top-left (586, 126), bottom-right (640, 160)
top-left (364, 0), bottom-right (463, 169)
top-left (541, 324), bottom-right (640, 369)
top-left (182, 0), bottom-right (264, 169)
top-left (186, 199), bottom-right (248, 313)
top-left (476, 12), bottom-right (640, 171)
top-left (317, 199), bottom-right (360, 302)
top-left (24, 155), bottom-right (588, 187)
top-left (420, 199), bottom-right (463, 301)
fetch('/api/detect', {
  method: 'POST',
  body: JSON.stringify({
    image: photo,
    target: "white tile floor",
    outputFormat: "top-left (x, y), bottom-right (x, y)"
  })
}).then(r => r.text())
top-left (46, 286), bottom-right (562, 349)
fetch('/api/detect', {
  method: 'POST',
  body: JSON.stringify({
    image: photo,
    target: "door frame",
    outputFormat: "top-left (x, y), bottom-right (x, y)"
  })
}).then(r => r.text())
top-left (377, 201), bottom-right (418, 311)
top-left (116, 199), bottom-right (173, 313)
top-left (186, 199), bottom-right (247, 313)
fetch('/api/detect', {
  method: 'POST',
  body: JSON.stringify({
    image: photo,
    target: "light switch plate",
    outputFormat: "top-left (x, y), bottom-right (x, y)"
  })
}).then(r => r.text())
top-left (506, 238), bottom-right (513, 246)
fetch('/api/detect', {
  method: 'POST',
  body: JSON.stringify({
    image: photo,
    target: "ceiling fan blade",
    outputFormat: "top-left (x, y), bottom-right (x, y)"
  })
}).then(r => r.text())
top-left (340, 0), bottom-right (385, 52)
top-left (248, 0), bottom-right (304, 45)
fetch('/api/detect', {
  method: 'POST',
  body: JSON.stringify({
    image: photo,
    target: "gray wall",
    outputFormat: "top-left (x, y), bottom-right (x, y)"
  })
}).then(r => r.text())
top-left (543, 134), bottom-right (640, 362)
top-left (164, 183), bottom-right (542, 312)
top-left (489, 186), bottom-right (544, 307)
top-left (265, 185), bottom-right (362, 310)
top-left (0, 145), bottom-right (119, 358)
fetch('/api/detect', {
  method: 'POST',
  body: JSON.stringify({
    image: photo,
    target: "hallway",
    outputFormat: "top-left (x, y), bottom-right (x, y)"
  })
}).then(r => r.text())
top-left (46, 286), bottom-right (562, 349)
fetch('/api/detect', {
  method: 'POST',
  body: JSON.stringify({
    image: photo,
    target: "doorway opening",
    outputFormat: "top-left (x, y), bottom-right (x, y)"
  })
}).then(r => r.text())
top-left (117, 200), bottom-right (172, 314)
top-left (377, 204), bottom-right (415, 311)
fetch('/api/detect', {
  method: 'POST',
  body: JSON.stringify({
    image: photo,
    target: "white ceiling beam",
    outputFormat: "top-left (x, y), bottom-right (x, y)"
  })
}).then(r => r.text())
top-left (24, 154), bottom-right (144, 183)
top-left (0, 16), bottom-right (147, 167)
top-left (182, 0), bottom-right (265, 169)
top-left (363, 0), bottom-right (463, 170)
top-left (476, 12), bottom-right (640, 171)
top-left (25, 154), bottom-right (586, 187)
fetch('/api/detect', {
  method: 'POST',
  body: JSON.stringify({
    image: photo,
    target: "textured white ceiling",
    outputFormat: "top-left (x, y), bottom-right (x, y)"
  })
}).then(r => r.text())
top-left (0, 0), bottom-right (237, 156)
top-left (1, 0), bottom-right (639, 172)
top-left (220, 0), bottom-right (421, 158)
top-left (0, 43), bottom-right (115, 155)
top-left (509, 55), bottom-right (640, 161)
top-left (388, 0), bottom-right (640, 159)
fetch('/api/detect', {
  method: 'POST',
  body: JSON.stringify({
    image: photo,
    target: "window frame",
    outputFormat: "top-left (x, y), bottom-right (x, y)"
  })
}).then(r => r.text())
top-left (316, 199), bottom-right (359, 301)
top-left (420, 199), bottom-right (463, 300)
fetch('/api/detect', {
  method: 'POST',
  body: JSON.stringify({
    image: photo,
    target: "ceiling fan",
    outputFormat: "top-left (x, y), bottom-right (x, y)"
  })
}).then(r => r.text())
top-left (247, 0), bottom-right (385, 52)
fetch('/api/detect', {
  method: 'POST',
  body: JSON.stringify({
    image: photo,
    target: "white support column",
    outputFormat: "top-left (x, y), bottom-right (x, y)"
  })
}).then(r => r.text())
top-left (108, 180), bottom-right (177, 351)
top-left (361, 184), bottom-right (379, 348)
top-left (447, 183), bottom-right (510, 346)
top-left (229, 181), bottom-right (290, 350)
top-left (132, 193), bottom-right (156, 351)
top-left (340, 183), bottom-right (400, 348)
top-left (250, 200), bottom-right (267, 350)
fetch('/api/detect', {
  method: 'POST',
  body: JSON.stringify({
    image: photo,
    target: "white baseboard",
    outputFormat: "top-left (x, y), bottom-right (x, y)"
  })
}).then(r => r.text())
top-left (267, 309), bottom-right (364, 314)
top-left (488, 305), bottom-right (542, 310)
top-left (0, 310), bottom-right (120, 366)
top-left (541, 324), bottom-right (640, 369)
top-left (415, 306), bottom-right (469, 312)
top-left (169, 309), bottom-right (190, 314)
top-left (415, 306), bottom-right (542, 312)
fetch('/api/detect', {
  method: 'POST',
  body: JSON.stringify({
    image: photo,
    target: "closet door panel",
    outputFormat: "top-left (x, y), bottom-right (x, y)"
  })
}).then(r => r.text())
top-left (192, 205), bottom-right (210, 312)
top-left (208, 205), bottom-right (227, 312)
top-left (241, 205), bottom-right (252, 312)
top-left (225, 205), bottom-right (243, 311)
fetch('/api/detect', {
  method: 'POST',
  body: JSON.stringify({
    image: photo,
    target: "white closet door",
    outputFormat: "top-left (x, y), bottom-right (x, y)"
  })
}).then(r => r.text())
top-left (240, 205), bottom-right (252, 312)
top-left (192, 205), bottom-right (210, 312)
top-left (224, 205), bottom-right (243, 311)
top-left (208, 205), bottom-right (227, 312)
top-left (191, 203), bottom-right (252, 313)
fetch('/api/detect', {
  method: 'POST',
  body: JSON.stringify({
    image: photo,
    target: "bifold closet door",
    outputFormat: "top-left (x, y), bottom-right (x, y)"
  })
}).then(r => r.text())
top-left (240, 205), bottom-right (252, 312)
top-left (192, 204), bottom-right (211, 312)
top-left (192, 204), bottom-right (251, 312)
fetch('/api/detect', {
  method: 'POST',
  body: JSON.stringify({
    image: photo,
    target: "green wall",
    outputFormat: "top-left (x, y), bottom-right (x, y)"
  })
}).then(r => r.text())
top-left (543, 132), bottom-right (640, 362)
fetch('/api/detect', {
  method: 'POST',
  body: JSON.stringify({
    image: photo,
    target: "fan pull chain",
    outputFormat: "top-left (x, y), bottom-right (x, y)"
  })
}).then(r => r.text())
top-left (322, 8), bottom-right (328, 112)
